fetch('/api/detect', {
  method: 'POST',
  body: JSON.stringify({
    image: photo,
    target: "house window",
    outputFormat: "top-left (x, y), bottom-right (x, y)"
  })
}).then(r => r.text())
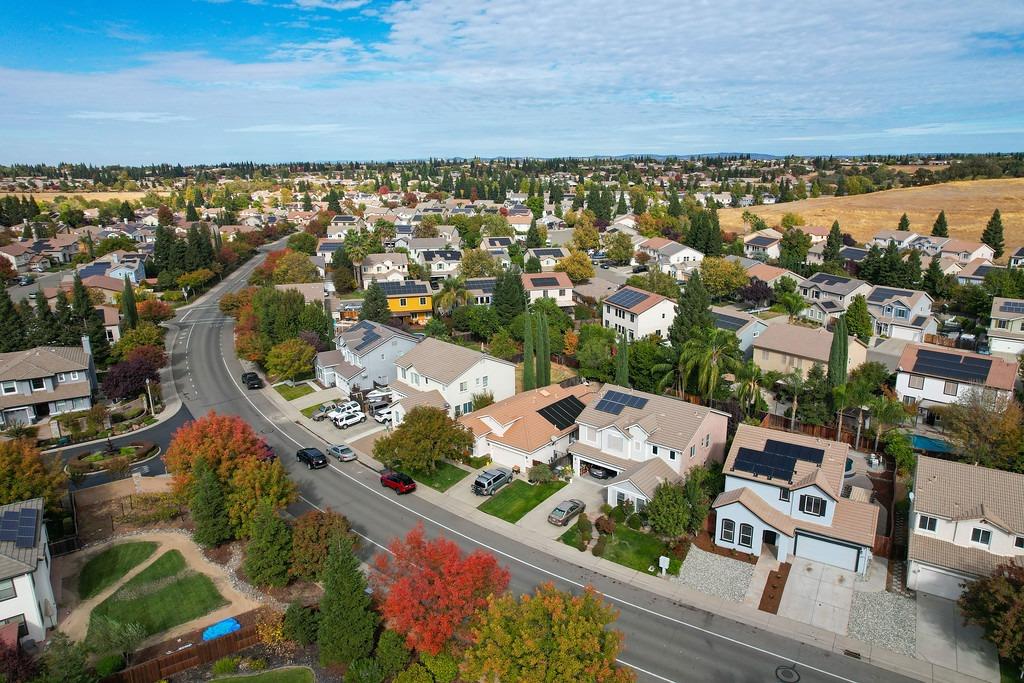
top-left (459, 381), bottom-right (468, 392)
top-left (703, 434), bottom-right (710, 448)
top-left (399, 298), bottom-right (407, 306)
top-left (482, 376), bottom-right (488, 388)
top-left (971, 528), bottom-right (991, 546)
top-left (462, 401), bottom-right (472, 415)
top-left (419, 297), bottom-right (426, 306)
top-left (57, 373), bottom-right (65, 382)
top-left (721, 519), bottom-right (735, 543)
top-left (997, 320), bottom-right (1008, 329)
top-left (669, 450), bottom-right (676, 461)
top-left (800, 495), bottom-right (826, 517)
top-left (651, 446), bottom-right (658, 455)
top-left (0, 579), bottom-right (15, 602)
top-left (943, 381), bottom-right (958, 396)
top-left (908, 375), bottom-right (924, 390)
top-left (1015, 536), bottom-right (1024, 549)
top-left (0, 381), bottom-right (15, 395)
top-left (0, 615), bottom-right (26, 638)
top-left (779, 489), bottom-right (790, 502)
top-left (738, 523), bottom-right (753, 548)
top-left (761, 349), bottom-right (769, 361)
top-left (30, 378), bottom-right (45, 390)
top-left (689, 445), bottom-right (695, 458)
top-left (616, 491), bottom-right (626, 506)
top-left (918, 515), bottom-right (937, 532)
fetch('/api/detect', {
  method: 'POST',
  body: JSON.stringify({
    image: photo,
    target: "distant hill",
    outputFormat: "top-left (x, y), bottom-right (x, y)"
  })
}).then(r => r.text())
top-left (605, 153), bottom-right (780, 161)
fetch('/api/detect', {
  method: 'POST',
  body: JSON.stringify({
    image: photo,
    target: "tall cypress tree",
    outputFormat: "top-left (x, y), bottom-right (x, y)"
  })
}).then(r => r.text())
top-left (185, 202), bottom-right (199, 222)
top-left (668, 271), bottom-right (713, 349)
top-left (318, 536), bottom-right (377, 667)
top-left (537, 312), bottom-right (550, 386)
top-left (827, 316), bottom-right (849, 389)
top-left (522, 311), bottom-right (535, 391)
top-left (931, 210), bottom-right (948, 237)
top-left (823, 220), bottom-right (843, 263)
top-left (981, 209), bottom-right (1004, 258)
top-left (189, 459), bottom-right (233, 547)
top-left (0, 291), bottom-right (25, 352)
top-left (120, 276), bottom-right (138, 331)
top-left (30, 289), bottom-right (58, 347)
top-left (243, 502), bottom-right (292, 587)
top-left (53, 290), bottom-right (78, 346)
top-left (897, 213), bottom-right (910, 232)
top-left (615, 334), bottom-right (629, 387)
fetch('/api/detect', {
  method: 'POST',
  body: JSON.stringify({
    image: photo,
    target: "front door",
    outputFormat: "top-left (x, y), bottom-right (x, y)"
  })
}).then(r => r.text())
top-left (763, 530), bottom-right (778, 546)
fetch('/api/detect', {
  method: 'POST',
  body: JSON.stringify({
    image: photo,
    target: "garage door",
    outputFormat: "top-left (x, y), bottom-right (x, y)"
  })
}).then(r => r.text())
top-left (911, 564), bottom-right (968, 600)
top-left (794, 533), bottom-right (859, 572)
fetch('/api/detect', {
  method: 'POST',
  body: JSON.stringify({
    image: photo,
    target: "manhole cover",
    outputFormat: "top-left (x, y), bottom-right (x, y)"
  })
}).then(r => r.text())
top-left (776, 665), bottom-right (800, 682)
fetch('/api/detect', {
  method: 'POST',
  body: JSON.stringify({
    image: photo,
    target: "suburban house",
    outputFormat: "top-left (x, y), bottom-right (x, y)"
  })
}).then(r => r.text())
top-left (97, 306), bottom-right (121, 344)
top-left (460, 382), bottom-right (599, 472)
top-left (418, 249), bottom-right (462, 279)
top-left (404, 237), bottom-right (457, 258)
top-left (567, 384), bottom-right (730, 509)
top-left (521, 271), bottom-right (574, 310)
top-left (753, 324), bottom-right (867, 379)
top-left (745, 262), bottom-right (803, 289)
top-left (988, 297), bottom-right (1024, 355)
top-left (0, 242), bottom-right (34, 273)
top-left (712, 424), bottom-right (879, 574)
top-left (0, 341), bottom-right (96, 427)
top-left (743, 230), bottom-right (781, 260)
top-left (482, 236), bottom-right (514, 250)
top-left (711, 306), bottom-right (767, 355)
top-left (0, 498), bottom-right (56, 643)
top-left (379, 280), bottom-right (434, 325)
top-left (955, 258), bottom-right (999, 286)
top-left (864, 286), bottom-right (937, 342)
top-left (326, 215), bottom-right (365, 239)
top-left (794, 225), bottom-right (831, 244)
top-left (77, 253), bottom-right (146, 286)
top-left (799, 272), bottom-right (872, 324)
top-left (807, 243), bottom-right (869, 267)
top-left (1009, 246), bottom-right (1024, 269)
top-left (870, 230), bottom-right (918, 250)
top-left (360, 253), bottom-right (409, 288)
top-left (465, 278), bottom-right (496, 305)
top-left (391, 337), bottom-right (515, 422)
top-left (936, 239), bottom-right (995, 264)
top-left (315, 238), bottom-right (346, 265)
top-left (907, 456), bottom-right (1024, 599)
top-left (894, 344), bottom-right (1017, 424)
top-left (636, 237), bottom-right (703, 277)
top-left (601, 286), bottom-right (675, 341)
top-left (525, 247), bottom-right (570, 271)
top-left (315, 320), bottom-right (420, 394)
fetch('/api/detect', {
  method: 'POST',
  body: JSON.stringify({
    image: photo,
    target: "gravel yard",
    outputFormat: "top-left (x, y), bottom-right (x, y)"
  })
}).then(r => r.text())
top-left (848, 590), bottom-right (917, 656)
top-left (676, 546), bottom-right (754, 602)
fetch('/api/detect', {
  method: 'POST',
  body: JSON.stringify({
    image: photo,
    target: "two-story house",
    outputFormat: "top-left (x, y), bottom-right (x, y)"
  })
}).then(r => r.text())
top-left (636, 237), bottom-right (703, 278)
top-left (895, 344), bottom-right (1017, 424)
top-left (378, 280), bottom-right (434, 325)
top-left (418, 250), bottom-right (462, 279)
top-left (460, 382), bottom-right (599, 472)
top-left (568, 384), bottom-right (729, 509)
top-left (360, 253), bottom-right (409, 289)
top-left (907, 456), bottom-right (1024, 599)
top-left (525, 247), bottom-right (570, 272)
top-left (753, 324), bottom-right (867, 379)
top-left (711, 306), bottom-right (768, 356)
top-left (391, 337), bottom-right (515, 422)
top-left (0, 242), bottom-right (34, 273)
top-left (315, 320), bottom-right (420, 394)
top-left (1009, 246), bottom-right (1024, 269)
top-left (315, 238), bottom-right (346, 265)
top-left (0, 498), bottom-right (57, 644)
top-left (521, 272), bottom-right (574, 310)
top-left (870, 230), bottom-right (919, 250)
top-left (988, 297), bottom-right (1024, 355)
top-left (465, 278), bottom-right (497, 305)
top-left (482, 236), bottom-right (515, 251)
top-left (326, 215), bottom-right (365, 239)
top-left (955, 258), bottom-right (999, 286)
top-left (799, 272), bottom-right (872, 324)
top-left (601, 286), bottom-right (675, 341)
top-left (0, 341), bottom-right (96, 427)
top-left (864, 286), bottom-right (937, 341)
top-left (712, 424), bottom-right (879, 574)
top-left (937, 238), bottom-right (995, 265)
top-left (743, 230), bottom-right (782, 260)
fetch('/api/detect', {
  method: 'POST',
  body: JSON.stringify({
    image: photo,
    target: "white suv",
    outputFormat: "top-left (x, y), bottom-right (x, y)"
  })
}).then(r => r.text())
top-left (332, 410), bottom-right (366, 429)
top-left (326, 401), bottom-right (361, 421)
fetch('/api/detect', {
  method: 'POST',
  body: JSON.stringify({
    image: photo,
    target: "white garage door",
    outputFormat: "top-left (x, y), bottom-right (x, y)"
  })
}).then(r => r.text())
top-left (911, 564), bottom-right (968, 600)
top-left (794, 533), bottom-right (859, 572)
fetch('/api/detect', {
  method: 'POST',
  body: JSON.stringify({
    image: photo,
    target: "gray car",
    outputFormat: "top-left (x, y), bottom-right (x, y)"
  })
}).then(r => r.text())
top-left (471, 468), bottom-right (513, 496)
top-left (327, 444), bottom-right (357, 462)
top-left (547, 499), bottom-right (586, 526)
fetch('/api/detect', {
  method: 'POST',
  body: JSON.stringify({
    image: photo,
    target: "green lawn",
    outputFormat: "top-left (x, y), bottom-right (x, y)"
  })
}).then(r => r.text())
top-left (89, 550), bottom-right (227, 640)
top-left (559, 523), bottom-right (588, 549)
top-left (602, 527), bottom-right (671, 574)
top-left (479, 480), bottom-right (567, 523)
top-left (1001, 658), bottom-right (1021, 683)
top-left (78, 542), bottom-right (158, 599)
top-left (300, 402), bottom-right (329, 418)
top-left (409, 461), bottom-right (471, 492)
top-left (274, 383), bottom-right (315, 401)
top-left (224, 667), bottom-right (315, 683)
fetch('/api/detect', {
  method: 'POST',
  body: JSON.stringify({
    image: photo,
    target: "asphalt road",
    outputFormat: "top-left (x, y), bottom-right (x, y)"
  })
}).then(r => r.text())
top-left (163, 246), bottom-right (914, 683)
top-left (6, 270), bottom-right (64, 303)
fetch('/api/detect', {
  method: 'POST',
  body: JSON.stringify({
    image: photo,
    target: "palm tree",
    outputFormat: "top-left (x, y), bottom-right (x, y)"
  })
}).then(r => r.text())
top-left (777, 292), bottom-right (806, 322)
top-left (780, 371), bottom-right (806, 431)
top-left (733, 360), bottom-right (764, 418)
top-left (346, 240), bottom-right (369, 290)
top-left (868, 395), bottom-right (908, 453)
top-left (677, 327), bottom-right (741, 403)
top-left (433, 277), bottom-right (469, 316)
top-left (844, 378), bottom-right (874, 450)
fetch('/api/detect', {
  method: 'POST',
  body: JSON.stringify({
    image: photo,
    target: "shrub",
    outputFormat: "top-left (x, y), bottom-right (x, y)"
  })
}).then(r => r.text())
top-left (594, 515), bottom-right (616, 535)
top-left (345, 657), bottom-right (384, 683)
top-left (573, 513), bottom-right (592, 551)
top-left (0, 644), bottom-right (38, 682)
top-left (420, 651), bottom-right (458, 683)
top-left (255, 610), bottom-right (291, 657)
top-left (669, 538), bottom-right (691, 559)
top-left (600, 503), bottom-right (613, 516)
top-left (627, 513), bottom-right (642, 530)
top-left (283, 601), bottom-right (319, 646)
top-left (592, 535), bottom-right (607, 557)
top-left (467, 454), bottom-right (491, 469)
top-left (244, 658), bottom-right (267, 671)
top-left (374, 629), bottom-right (411, 680)
top-left (527, 463), bottom-right (553, 483)
top-left (395, 663), bottom-right (433, 683)
top-left (668, 557), bottom-right (682, 576)
top-left (211, 656), bottom-right (240, 675)
top-left (94, 653), bottom-right (124, 677)
top-left (609, 505), bottom-right (624, 523)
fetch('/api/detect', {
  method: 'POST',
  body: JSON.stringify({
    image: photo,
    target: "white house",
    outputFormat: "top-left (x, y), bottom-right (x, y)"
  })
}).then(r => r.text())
top-left (863, 286), bottom-right (937, 342)
top-left (799, 272), bottom-right (872, 324)
top-left (360, 253), bottom-right (408, 288)
top-left (601, 286), bottom-right (675, 341)
top-left (743, 230), bottom-right (781, 260)
top-left (907, 456), bottom-right (1024, 599)
top-left (521, 271), bottom-right (574, 310)
top-left (391, 337), bottom-right (515, 422)
top-left (712, 425), bottom-right (880, 574)
top-left (956, 258), bottom-right (999, 286)
top-left (1009, 246), bottom-right (1024, 269)
top-left (988, 297), bottom-right (1024, 355)
top-left (316, 238), bottom-right (346, 265)
top-left (326, 215), bottom-right (365, 239)
top-left (525, 247), bottom-right (570, 272)
top-left (315, 321), bottom-right (420, 394)
top-left (636, 237), bottom-right (703, 277)
top-left (0, 498), bottom-right (56, 644)
top-left (418, 249), bottom-right (462, 279)
top-left (870, 230), bottom-right (919, 250)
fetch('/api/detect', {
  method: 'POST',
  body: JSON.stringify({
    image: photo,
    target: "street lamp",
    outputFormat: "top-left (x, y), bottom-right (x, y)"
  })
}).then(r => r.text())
top-left (145, 378), bottom-right (155, 416)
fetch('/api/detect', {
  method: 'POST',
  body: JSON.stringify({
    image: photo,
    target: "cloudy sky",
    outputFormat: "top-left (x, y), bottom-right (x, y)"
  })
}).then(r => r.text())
top-left (2, 0), bottom-right (1023, 163)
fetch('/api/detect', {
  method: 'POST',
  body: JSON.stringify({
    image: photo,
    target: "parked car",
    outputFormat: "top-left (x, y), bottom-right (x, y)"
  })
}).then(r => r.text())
top-left (547, 499), bottom-right (586, 526)
top-left (241, 372), bottom-right (263, 389)
top-left (295, 447), bottom-right (328, 469)
top-left (310, 403), bottom-right (339, 421)
top-left (327, 443), bottom-right (357, 462)
top-left (16, 275), bottom-right (33, 286)
top-left (631, 264), bottom-right (649, 273)
top-left (27, 291), bottom-right (36, 300)
top-left (332, 410), bottom-right (366, 429)
top-left (471, 468), bottom-right (513, 496)
top-left (588, 465), bottom-right (613, 480)
top-left (380, 469), bottom-right (416, 494)
top-left (326, 400), bottom-right (361, 420)
top-left (257, 444), bottom-right (277, 462)
top-left (372, 405), bottom-right (394, 423)
top-left (600, 263), bottom-right (610, 269)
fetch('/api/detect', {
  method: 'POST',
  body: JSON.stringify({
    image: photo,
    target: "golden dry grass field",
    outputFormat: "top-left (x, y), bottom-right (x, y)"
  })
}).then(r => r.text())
top-left (718, 177), bottom-right (1024, 248)
top-left (0, 191), bottom-right (161, 202)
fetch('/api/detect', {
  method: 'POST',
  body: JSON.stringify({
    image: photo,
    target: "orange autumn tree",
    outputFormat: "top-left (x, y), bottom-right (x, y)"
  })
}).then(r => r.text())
top-left (227, 458), bottom-right (296, 538)
top-left (371, 523), bottom-right (509, 655)
top-left (0, 440), bottom-right (66, 512)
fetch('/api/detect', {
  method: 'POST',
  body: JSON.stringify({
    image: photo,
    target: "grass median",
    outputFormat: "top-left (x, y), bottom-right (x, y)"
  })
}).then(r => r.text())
top-left (479, 479), bottom-right (567, 523)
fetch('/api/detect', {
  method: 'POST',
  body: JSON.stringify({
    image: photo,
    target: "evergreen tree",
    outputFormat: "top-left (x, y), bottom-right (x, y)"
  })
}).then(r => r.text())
top-left (493, 267), bottom-right (526, 322)
top-left (189, 459), bottom-right (233, 547)
top-left (897, 213), bottom-right (910, 232)
top-left (904, 249), bottom-right (922, 288)
top-left (359, 282), bottom-right (392, 323)
top-left (153, 224), bottom-right (174, 275)
top-left (823, 220), bottom-right (843, 263)
top-left (931, 210), bottom-right (948, 237)
top-left (302, 191), bottom-right (313, 211)
top-left (522, 312), bottom-right (535, 391)
top-left (185, 202), bottom-right (199, 222)
top-left (71, 274), bottom-right (111, 365)
top-left (844, 294), bottom-right (872, 344)
top-left (858, 244), bottom-right (882, 283)
top-left (537, 312), bottom-right (550, 386)
top-left (616, 192), bottom-right (628, 215)
top-left (193, 187), bottom-right (205, 206)
top-left (120, 276), bottom-right (138, 331)
top-left (525, 220), bottom-right (543, 249)
top-left (922, 256), bottom-right (949, 299)
top-left (29, 289), bottom-right (58, 347)
top-left (21, 223), bottom-right (31, 239)
top-left (243, 501), bottom-right (292, 587)
top-left (981, 209), bottom-right (1005, 258)
top-left (318, 536), bottom-right (377, 667)
top-left (615, 334), bottom-right (629, 386)
top-left (118, 200), bottom-right (135, 221)
top-left (0, 290), bottom-right (25, 352)
top-left (327, 189), bottom-right (342, 213)
top-left (878, 242), bottom-right (904, 286)
top-left (668, 271), bottom-right (714, 349)
top-left (826, 316), bottom-right (848, 389)
top-left (53, 290), bottom-right (78, 346)
top-left (667, 188), bottom-right (682, 218)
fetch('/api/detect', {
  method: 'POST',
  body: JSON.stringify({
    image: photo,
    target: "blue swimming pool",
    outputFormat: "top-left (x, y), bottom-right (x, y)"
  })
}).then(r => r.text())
top-left (910, 434), bottom-right (954, 454)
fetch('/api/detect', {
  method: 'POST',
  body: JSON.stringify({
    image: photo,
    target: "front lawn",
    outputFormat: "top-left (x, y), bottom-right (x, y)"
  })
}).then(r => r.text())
top-left (559, 523), bottom-right (588, 549)
top-left (409, 461), bottom-right (471, 492)
top-left (300, 402), bottom-right (329, 418)
top-left (78, 542), bottom-right (158, 599)
top-left (228, 667), bottom-right (315, 683)
top-left (601, 527), bottom-right (671, 574)
top-left (274, 383), bottom-right (315, 401)
top-left (479, 480), bottom-right (566, 523)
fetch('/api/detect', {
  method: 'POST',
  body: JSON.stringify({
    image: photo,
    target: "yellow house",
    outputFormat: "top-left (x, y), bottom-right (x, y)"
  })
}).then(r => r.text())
top-left (380, 280), bottom-right (433, 325)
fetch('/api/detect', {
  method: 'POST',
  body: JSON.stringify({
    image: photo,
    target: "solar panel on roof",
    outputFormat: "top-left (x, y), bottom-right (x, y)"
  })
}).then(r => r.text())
top-left (713, 312), bottom-right (746, 332)
top-left (594, 398), bottom-right (624, 415)
top-left (765, 439), bottom-right (824, 464)
top-left (912, 349), bottom-right (991, 383)
top-left (355, 330), bottom-right (381, 351)
top-left (868, 287), bottom-right (914, 303)
top-left (811, 273), bottom-right (850, 286)
top-left (537, 395), bottom-right (586, 430)
top-left (606, 289), bottom-right (650, 309)
top-left (533, 248), bottom-right (564, 257)
top-left (379, 281), bottom-right (428, 296)
top-left (531, 277), bottom-right (560, 287)
top-left (999, 301), bottom-right (1024, 314)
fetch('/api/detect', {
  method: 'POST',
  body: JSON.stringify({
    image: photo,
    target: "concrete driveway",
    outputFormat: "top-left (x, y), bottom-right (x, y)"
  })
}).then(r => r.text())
top-left (516, 475), bottom-right (607, 540)
top-left (778, 558), bottom-right (855, 635)
top-left (916, 592), bottom-right (999, 683)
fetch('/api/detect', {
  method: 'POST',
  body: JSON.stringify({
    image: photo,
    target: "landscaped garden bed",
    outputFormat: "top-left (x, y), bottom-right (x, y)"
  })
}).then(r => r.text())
top-left (68, 441), bottom-right (158, 474)
top-left (479, 479), bottom-right (566, 523)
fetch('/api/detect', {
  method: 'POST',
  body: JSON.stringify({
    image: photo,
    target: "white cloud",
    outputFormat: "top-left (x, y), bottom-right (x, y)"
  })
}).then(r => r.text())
top-left (226, 123), bottom-right (354, 134)
top-left (287, 0), bottom-right (369, 10)
top-left (69, 111), bottom-right (195, 124)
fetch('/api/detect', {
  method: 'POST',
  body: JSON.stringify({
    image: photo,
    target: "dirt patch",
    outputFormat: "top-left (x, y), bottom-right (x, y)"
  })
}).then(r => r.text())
top-left (758, 562), bottom-right (792, 614)
top-left (691, 530), bottom-right (759, 565)
top-left (76, 493), bottom-right (190, 544)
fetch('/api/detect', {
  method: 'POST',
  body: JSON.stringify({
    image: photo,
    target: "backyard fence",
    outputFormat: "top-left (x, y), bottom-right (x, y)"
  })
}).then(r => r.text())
top-left (759, 414), bottom-right (862, 449)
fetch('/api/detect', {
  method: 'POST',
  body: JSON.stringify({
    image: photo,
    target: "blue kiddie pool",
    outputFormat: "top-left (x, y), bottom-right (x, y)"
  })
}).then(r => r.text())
top-left (202, 618), bottom-right (241, 641)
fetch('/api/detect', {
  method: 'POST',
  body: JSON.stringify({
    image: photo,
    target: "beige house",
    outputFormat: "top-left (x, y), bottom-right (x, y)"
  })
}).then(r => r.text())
top-left (752, 323), bottom-right (867, 378)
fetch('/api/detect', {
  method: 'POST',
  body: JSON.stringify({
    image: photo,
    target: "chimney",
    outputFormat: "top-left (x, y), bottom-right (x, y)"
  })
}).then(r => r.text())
top-left (81, 335), bottom-right (92, 357)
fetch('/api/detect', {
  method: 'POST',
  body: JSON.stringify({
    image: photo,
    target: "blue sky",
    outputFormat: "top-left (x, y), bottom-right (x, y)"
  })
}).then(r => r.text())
top-left (1, 0), bottom-right (1023, 163)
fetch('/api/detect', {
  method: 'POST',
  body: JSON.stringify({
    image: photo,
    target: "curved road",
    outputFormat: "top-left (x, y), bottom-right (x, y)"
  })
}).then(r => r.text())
top-left (164, 245), bottom-right (912, 683)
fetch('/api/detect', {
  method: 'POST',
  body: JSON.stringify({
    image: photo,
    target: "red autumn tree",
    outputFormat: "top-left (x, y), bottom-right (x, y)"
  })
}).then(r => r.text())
top-left (371, 523), bottom-right (509, 655)
top-left (290, 509), bottom-right (356, 581)
top-left (137, 299), bottom-right (174, 323)
top-left (164, 412), bottom-right (270, 495)
top-left (0, 440), bottom-right (66, 512)
top-left (126, 344), bottom-right (167, 369)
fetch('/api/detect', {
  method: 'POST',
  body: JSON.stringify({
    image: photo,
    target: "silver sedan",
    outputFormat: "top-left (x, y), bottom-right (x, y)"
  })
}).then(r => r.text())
top-left (327, 444), bottom-right (357, 462)
top-left (547, 499), bottom-right (586, 526)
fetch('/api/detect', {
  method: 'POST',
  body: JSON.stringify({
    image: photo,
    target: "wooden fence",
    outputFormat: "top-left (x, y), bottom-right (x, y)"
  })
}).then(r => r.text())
top-left (923, 333), bottom-right (956, 348)
top-left (873, 534), bottom-right (892, 559)
top-left (759, 413), bottom-right (862, 449)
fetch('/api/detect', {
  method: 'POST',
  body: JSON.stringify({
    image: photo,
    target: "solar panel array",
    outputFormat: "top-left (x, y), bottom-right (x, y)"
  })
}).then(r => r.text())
top-left (811, 273), bottom-right (850, 286)
top-left (532, 248), bottom-right (565, 257)
top-left (999, 301), bottom-right (1024, 314)
top-left (912, 349), bottom-right (991, 383)
top-left (748, 235), bottom-right (777, 247)
top-left (713, 312), bottom-right (746, 332)
top-left (868, 287), bottom-right (914, 303)
top-left (355, 329), bottom-right (381, 352)
top-left (0, 509), bottom-right (37, 549)
top-left (537, 395), bottom-right (586, 430)
top-left (733, 439), bottom-right (825, 482)
top-left (465, 278), bottom-right (496, 293)
top-left (530, 276), bottom-right (560, 287)
top-left (975, 266), bottom-right (993, 278)
top-left (606, 288), bottom-right (650, 309)
top-left (379, 281), bottom-right (429, 296)
top-left (594, 389), bottom-right (649, 415)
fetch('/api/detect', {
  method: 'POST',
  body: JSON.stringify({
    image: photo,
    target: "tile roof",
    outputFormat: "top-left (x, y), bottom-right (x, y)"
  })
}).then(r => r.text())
top-left (753, 324), bottom-right (835, 364)
top-left (521, 271), bottom-right (573, 290)
top-left (395, 337), bottom-right (509, 385)
top-left (618, 458), bottom-right (682, 500)
top-left (392, 380), bottom-right (447, 412)
top-left (315, 350), bottom-right (363, 380)
top-left (908, 532), bottom-right (1024, 578)
top-left (0, 498), bottom-right (45, 582)
top-left (896, 344), bottom-right (1017, 391)
top-left (724, 424), bottom-right (848, 496)
top-left (604, 285), bottom-right (672, 314)
top-left (913, 456), bottom-right (1024, 534)
top-left (337, 320), bottom-right (417, 356)
top-left (0, 346), bottom-right (90, 380)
